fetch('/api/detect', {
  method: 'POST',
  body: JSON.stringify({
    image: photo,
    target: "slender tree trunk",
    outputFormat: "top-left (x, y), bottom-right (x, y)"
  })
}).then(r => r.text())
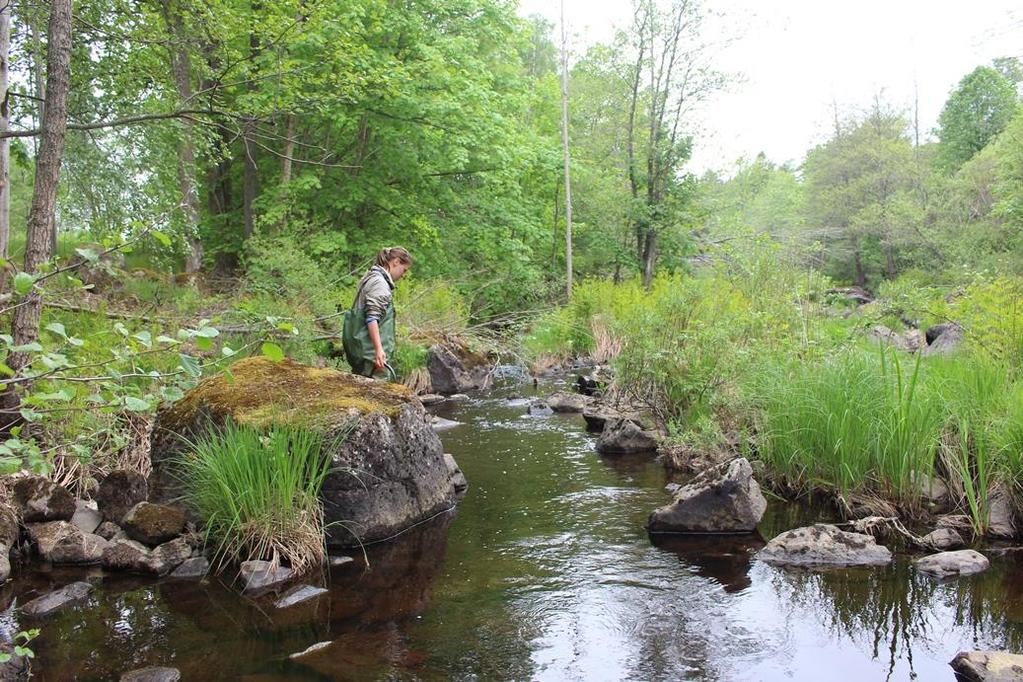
top-left (559, 0), bottom-right (572, 299)
top-left (853, 244), bottom-right (867, 288)
top-left (0, 2), bottom-right (11, 275)
top-left (242, 119), bottom-right (257, 239)
top-left (281, 113), bottom-right (295, 184)
top-left (625, 5), bottom-right (645, 262)
top-left (641, 229), bottom-right (656, 289)
top-left (551, 180), bottom-right (559, 267)
top-left (160, 0), bottom-right (203, 274)
top-left (5, 0), bottom-right (72, 403)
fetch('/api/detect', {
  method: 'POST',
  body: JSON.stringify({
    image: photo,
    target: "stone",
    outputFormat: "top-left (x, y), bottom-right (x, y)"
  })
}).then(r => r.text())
top-left (987, 486), bottom-right (1018, 539)
top-left (328, 555), bottom-right (354, 567)
top-left (21, 581), bottom-right (93, 617)
top-left (426, 344), bottom-right (492, 395)
top-left (546, 391), bottom-right (592, 413)
top-left (96, 470), bottom-right (149, 524)
top-left (289, 641), bottom-right (332, 660)
top-left (148, 357), bottom-right (461, 547)
top-left (274, 584), bottom-right (328, 609)
top-left (119, 667), bottom-right (182, 682)
top-left (950, 651), bottom-right (1023, 682)
top-left (95, 521), bottom-right (122, 541)
top-left (596, 418), bottom-right (658, 454)
top-left (647, 458), bottom-right (767, 533)
top-left (444, 453), bottom-right (468, 496)
top-left (431, 416), bottom-right (461, 431)
top-left (71, 500), bottom-right (103, 535)
top-left (169, 556), bottom-right (210, 579)
top-left (26, 521), bottom-right (108, 564)
top-left (527, 401), bottom-right (553, 417)
top-left (146, 537), bottom-right (192, 576)
top-left (938, 514), bottom-right (975, 534)
top-left (909, 472), bottom-right (950, 509)
top-left (448, 393), bottom-right (470, 402)
top-left (122, 502), bottom-right (186, 546)
top-left (827, 286), bottom-right (873, 305)
top-left (868, 325), bottom-right (922, 352)
top-left (581, 405), bottom-right (616, 432)
top-left (0, 505), bottom-right (18, 548)
top-left (418, 393), bottom-right (446, 406)
top-left (924, 322), bottom-right (964, 356)
top-left (102, 537), bottom-right (152, 572)
top-left (915, 549), bottom-right (990, 579)
top-left (240, 560), bottom-right (294, 594)
top-left (759, 524), bottom-right (893, 567)
top-left (12, 476), bottom-right (75, 522)
top-left (0, 543), bottom-right (9, 582)
top-left (921, 527), bottom-right (965, 551)
top-left (491, 364), bottom-right (530, 382)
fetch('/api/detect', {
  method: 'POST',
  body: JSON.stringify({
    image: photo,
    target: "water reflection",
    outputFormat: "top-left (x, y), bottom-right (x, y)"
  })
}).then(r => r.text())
top-left (650, 533), bottom-right (765, 593)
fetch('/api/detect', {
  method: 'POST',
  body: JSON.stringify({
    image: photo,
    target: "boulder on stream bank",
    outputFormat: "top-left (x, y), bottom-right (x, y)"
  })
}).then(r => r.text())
top-left (426, 343), bottom-right (494, 395)
top-left (647, 458), bottom-right (767, 534)
top-left (596, 418), bottom-right (659, 454)
top-left (950, 651), bottom-right (1023, 682)
top-left (149, 357), bottom-right (465, 546)
top-left (759, 524), bottom-right (893, 568)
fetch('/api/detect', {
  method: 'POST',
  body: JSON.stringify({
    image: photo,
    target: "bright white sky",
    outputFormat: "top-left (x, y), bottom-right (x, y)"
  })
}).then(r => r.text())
top-left (517, 0), bottom-right (1023, 175)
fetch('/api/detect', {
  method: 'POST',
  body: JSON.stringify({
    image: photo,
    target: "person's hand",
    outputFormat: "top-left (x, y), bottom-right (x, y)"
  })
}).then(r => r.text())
top-left (374, 349), bottom-right (387, 371)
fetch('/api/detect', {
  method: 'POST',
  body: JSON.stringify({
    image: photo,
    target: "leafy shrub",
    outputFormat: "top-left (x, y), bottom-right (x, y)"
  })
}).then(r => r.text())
top-left (174, 421), bottom-right (337, 573)
top-left (243, 234), bottom-right (341, 319)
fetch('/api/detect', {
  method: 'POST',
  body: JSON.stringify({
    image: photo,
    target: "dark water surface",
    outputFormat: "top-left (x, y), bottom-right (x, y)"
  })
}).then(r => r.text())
top-left (9, 382), bottom-right (1023, 680)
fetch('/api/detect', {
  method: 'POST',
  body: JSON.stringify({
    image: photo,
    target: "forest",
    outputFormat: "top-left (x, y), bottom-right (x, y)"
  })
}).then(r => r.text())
top-left (0, 0), bottom-right (1022, 676)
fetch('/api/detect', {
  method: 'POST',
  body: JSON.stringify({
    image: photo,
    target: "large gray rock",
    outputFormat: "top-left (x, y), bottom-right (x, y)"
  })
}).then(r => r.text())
top-left (0, 505), bottom-right (18, 548)
top-left (868, 325), bottom-right (923, 352)
top-left (169, 556), bottom-right (209, 579)
top-left (950, 650), bottom-right (1023, 682)
top-left (274, 584), bottom-right (328, 609)
top-left (148, 357), bottom-right (461, 547)
top-left (647, 458), bottom-right (767, 533)
top-left (759, 524), bottom-right (893, 567)
top-left (987, 486), bottom-right (1018, 539)
top-left (96, 470), bottom-right (148, 524)
top-left (21, 581), bottom-right (93, 617)
top-left (241, 560), bottom-right (294, 594)
top-left (12, 475), bottom-right (75, 522)
top-left (102, 537), bottom-right (152, 572)
top-left (546, 391), bottom-right (592, 413)
top-left (119, 667), bottom-right (181, 682)
top-left (426, 344), bottom-right (492, 395)
top-left (122, 502), bottom-right (186, 546)
top-left (146, 538), bottom-right (192, 576)
top-left (596, 418), bottom-right (658, 454)
top-left (924, 322), bottom-right (964, 356)
top-left (0, 543), bottom-right (9, 582)
top-left (26, 521), bottom-right (108, 564)
top-left (444, 453), bottom-right (468, 497)
top-left (915, 549), bottom-right (989, 579)
top-left (920, 527), bottom-right (965, 550)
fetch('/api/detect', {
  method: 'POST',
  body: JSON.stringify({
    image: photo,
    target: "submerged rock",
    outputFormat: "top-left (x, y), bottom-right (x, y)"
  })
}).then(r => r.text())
top-left (915, 550), bottom-right (990, 579)
top-left (418, 393), bottom-right (446, 406)
top-left (122, 502), bottom-right (186, 546)
top-left (426, 343), bottom-right (493, 394)
top-left (21, 581), bottom-right (93, 617)
top-left (431, 416), bottom-right (461, 431)
top-left (119, 667), bottom-right (182, 682)
top-left (12, 475), bottom-right (75, 522)
top-left (328, 555), bottom-right (354, 567)
top-left (596, 418), bottom-right (658, 454)
top-left (949, 650), bottom-right (1023, 682)
top-left (648, 458), bottom-right (767, 533)
top-left (96, 470), bottom-right (148, 524)
top-left (149, 357), bottom-right (461, 546)
top-left (759, 524), bottom-right (893, 568)
top-left (527, 401), bottom-right (553, 417)
top-left (240, 560), bottom-right (294, 594)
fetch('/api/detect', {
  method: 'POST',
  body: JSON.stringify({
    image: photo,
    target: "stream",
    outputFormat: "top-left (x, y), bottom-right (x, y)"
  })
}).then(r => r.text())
top-left (7, 378), bottom-right (1023, 680)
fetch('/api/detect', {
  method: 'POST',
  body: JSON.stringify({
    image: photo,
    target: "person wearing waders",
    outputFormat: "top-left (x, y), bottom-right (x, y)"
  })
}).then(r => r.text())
top-left (342, 247), bottom-right (413, 380)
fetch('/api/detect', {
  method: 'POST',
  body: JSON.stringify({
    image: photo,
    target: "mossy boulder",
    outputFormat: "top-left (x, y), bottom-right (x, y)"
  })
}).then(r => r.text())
top-left (149, 357), bottom-right (463, 546)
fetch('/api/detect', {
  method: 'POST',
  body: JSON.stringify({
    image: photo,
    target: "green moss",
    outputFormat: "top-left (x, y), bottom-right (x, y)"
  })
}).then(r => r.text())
top-left (161, 356), bottom-right (413, 432)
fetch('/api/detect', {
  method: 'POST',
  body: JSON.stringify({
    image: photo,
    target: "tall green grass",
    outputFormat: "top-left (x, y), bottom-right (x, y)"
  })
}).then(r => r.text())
top-left (174, 421), bottom-right (336, 573)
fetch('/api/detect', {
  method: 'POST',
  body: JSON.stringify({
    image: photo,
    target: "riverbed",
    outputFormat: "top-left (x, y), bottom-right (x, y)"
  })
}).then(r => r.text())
top-left (8, 381), bottom-right (1023, 680)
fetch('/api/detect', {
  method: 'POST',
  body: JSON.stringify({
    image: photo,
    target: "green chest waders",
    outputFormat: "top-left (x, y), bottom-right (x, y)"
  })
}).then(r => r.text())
top-left (342, 279), bottom-right (396, 379)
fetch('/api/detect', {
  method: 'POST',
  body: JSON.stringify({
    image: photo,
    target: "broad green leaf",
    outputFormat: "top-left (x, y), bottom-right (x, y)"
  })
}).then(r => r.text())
top-left (160, 385), bottom-right (185, 402)
top-left (178, 353), bottom-right (201, 377)
top-left (124, 396), bottom-right (151, 412)
top-left (221, 346), bottom-right (236, 357)
top-left (156, 335), bottom-right (178, 345)
top-left (19, 409), bottom-right (42, 422)
top-left (133, 331), bottom-right (152, 347)
top-left (195, 336), bottom-right (213, 351)
top-left (74, 247), bottom-right (99, 263)
top-left (261, 342), bottom-right (285, 362)
top-left (0, 362), bottom-right (14, 378)
top-left (31, 389), bottom-right (72, 402)
top-left (113, 322), bottom-right (129, 337)
top-left (151, 230), bottom-right (172, 247)
top-left (195, 326), bottom-right (219, 338)
top-left (44, 322), bottom-right (67, 338)
top-left (10, 342), bottom-right (43, 353)
top-left (12, 272), bottom-right (35, 296)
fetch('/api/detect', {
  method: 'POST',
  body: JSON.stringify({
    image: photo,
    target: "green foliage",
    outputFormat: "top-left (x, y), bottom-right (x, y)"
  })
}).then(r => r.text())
top-left (937, 65), bottom-right (1020, 171)
top-left (174, 420), bottom-right (337, 572)
top-left (0, 629), bottom-right (40, 664)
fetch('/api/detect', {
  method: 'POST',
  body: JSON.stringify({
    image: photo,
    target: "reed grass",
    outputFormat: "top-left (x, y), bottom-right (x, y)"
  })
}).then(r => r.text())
top-left (174, 420), bottom-right (336, 573)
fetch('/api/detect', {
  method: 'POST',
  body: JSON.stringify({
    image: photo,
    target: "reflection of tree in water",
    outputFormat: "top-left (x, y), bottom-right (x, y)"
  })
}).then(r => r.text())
top-left (766, 554), bottom-right (1023, 680)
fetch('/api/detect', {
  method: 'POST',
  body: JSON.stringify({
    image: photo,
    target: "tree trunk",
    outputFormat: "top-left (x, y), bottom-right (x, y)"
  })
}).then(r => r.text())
top-left (4, 0), bottom-right (73, 420)
top-left (281, 113), bottom-right (295, 184)
top-left (641, 228), bottom-right (657, 289)
top-left (559, 0), bottom-right (572, 300)
top-left (0, 2), bottom-right (10, 275)
top-left (853, 245), bottom-right (867, 288)
top-left (159, 0), bottom-right (203, 275)
top-left (242, 119), bottom-right (257, 240)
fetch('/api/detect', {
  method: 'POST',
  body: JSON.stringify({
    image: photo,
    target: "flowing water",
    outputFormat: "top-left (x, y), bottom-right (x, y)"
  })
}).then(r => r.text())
top-left (8, 380), bottom-right (1023, 680)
